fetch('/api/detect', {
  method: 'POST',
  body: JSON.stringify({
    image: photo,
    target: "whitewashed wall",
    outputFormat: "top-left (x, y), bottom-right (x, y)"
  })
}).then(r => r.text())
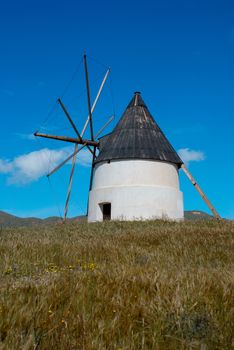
top-left (88, 160), bottom-right (184, 222)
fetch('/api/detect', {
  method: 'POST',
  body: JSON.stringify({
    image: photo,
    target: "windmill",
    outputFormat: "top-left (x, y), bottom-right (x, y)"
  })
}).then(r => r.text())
top-left (35, 55), bottom-right (221, 222)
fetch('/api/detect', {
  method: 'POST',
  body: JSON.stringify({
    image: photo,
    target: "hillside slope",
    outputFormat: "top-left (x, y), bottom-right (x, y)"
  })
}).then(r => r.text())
top-left (0, 220), bottom-right (233, 349)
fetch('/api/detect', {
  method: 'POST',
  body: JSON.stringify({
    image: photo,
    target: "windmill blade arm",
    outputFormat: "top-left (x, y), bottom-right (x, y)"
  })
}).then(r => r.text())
top-left (47, 144), bottom-right (87, 177)
top-left (181, 163), bottom-right (221, 220)
top-left (81, 68), bottom-right (110, 137)
top-left (84, 54), bottom-right (94, 140)
top-left (43, 115), bottom-right (114, 178)
top-left (57, 98), bottom-right (82, 141)
top-left (63, 145), bottom-right (78, 221)
top-left (34, 132), bottom-right (98, 147)
top-left (57, 99), bottom-right (94, 154)
top-left (94, 115), bottom-right (114, 139)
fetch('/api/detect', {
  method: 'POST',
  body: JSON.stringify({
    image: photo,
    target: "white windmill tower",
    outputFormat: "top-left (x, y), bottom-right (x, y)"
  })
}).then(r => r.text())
top-left (88, 91), bottom-right (184, 221)
top-left (35, 55), bottom-right (221, 222)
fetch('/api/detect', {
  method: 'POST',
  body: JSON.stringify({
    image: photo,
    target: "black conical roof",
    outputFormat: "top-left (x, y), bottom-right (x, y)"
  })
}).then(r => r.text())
top-left (95, 92), bottom-right (183, 166)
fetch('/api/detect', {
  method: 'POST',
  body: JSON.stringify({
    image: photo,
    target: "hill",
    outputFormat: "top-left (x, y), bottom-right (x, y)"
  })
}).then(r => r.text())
top-left (184, 210), bottom-right (214, 221)
top-left (0, 220), bottom-right (233, 349)
top-left (0, 211), bottom-right (86, 227)
top-left (0, 210), bottom-right (216, 227)
top-left (0, 211), bottom-right (43, 227)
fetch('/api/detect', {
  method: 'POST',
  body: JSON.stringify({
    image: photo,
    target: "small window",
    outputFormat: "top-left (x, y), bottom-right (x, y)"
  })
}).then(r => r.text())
top-left (101, 203), bottom-right (111, 221)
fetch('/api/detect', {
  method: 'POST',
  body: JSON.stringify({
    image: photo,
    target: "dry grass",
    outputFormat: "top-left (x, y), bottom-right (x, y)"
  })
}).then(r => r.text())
top-left (0, 220), bottom-right (233, 349)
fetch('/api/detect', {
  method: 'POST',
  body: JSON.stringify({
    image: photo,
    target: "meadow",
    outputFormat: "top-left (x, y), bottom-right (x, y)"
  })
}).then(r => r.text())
top-left (0, 220), bottom-right (233, 349)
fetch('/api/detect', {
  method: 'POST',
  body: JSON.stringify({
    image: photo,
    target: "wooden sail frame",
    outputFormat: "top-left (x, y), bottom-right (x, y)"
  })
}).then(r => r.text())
top-left (34, 54), bottom-right (111, 221)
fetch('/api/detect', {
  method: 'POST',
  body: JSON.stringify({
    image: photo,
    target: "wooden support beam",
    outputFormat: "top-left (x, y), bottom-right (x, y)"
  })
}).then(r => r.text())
top-left (181, 163), bottom-right (221, 220)
top-left (34, 132), bottom-right (99, 147)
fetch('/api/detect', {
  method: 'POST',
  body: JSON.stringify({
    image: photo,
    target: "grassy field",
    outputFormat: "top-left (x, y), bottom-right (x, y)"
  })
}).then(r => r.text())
top-left (0, 220), bottom-right (233, 349)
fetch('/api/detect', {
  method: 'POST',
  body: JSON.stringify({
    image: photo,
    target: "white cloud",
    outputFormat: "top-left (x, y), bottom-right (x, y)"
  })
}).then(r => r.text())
top-left (0, 146), bottom-right (92, 185)
top-left (177, 148), bottom-right (205, 166)
top-left (0, 159), bottom-right (13, 173)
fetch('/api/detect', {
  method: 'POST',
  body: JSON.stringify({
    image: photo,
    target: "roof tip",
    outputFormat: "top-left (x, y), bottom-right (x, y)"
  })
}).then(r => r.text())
top-left (127, 91), bottom-right (146, 108)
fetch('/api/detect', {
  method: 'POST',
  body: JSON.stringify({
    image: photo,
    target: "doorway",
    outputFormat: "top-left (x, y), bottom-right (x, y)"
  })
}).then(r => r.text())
top-left (101, 203), bottom-right (111, 221)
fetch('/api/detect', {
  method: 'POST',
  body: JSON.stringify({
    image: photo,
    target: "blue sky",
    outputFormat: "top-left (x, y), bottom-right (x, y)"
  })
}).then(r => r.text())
top-left (0, 0), bottom-right (233, 219)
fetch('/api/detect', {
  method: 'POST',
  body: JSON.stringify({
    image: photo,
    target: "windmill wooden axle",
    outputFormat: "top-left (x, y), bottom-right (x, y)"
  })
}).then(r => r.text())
top-left (34, 132), bottom-right (99, 147)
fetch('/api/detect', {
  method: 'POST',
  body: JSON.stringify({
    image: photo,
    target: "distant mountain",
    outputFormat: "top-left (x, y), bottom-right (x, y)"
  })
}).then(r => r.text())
top-left (0, 210), bottom-right (216, 227)
top-left (0, 211), bottom-right (86, 227)
top-left (0, 211), bottom-right (42, 227)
